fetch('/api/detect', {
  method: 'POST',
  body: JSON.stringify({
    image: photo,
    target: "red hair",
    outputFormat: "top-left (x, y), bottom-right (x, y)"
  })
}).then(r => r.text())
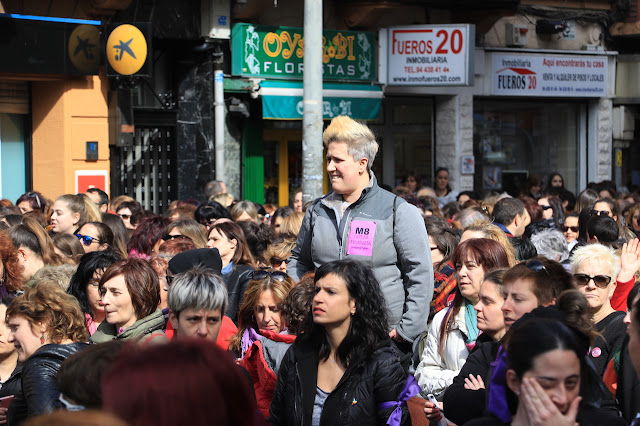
top-left (102, 339), bottom-right (259, 426)
top-left (0, 230), bottom-right (24, 291)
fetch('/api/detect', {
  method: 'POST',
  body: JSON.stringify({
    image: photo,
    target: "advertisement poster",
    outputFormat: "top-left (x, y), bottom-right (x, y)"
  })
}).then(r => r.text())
top-left (492, 53), bottom-right (608, 97)
top-left (386, 24), bottom-right (474, 86)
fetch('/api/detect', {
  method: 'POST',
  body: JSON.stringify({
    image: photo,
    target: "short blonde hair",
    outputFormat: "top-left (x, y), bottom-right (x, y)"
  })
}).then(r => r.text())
top-left (280, 211), bottom-right (304, 236)
top-left (463, 221), bottom-right (518, 266)
top-left (570, 243), bottom-right (620, 279)
top-left (322, 116), bottom-right (378, 171)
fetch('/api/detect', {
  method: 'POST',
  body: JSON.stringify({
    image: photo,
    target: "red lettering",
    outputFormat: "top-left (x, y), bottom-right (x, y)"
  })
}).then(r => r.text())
top-left (436, 30), bottom-right (448, 54)
top-left (451, 30), bottom-right (463, 54)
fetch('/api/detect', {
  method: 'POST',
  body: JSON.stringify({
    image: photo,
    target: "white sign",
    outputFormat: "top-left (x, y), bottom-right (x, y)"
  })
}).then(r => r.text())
top-left (492, 53), bottom-right (607, 97)
top-left (387, 25), bottom-right (474, 86)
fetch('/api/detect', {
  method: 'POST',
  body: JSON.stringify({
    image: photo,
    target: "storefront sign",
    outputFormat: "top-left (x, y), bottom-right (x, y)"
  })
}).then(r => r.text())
top-left (259, 81), bottom-right (382, 120)
top-left (492, 53), bottom-right (608, 97)
top-left (105, 23), bottom-right (152, 77)
top-left (386, 24), bottom-right (474, 86)
top-left (231, 24), bottom-right (376, 81)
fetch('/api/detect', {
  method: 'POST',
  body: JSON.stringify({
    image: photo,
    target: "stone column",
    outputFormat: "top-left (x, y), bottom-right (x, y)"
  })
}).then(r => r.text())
top-left (175, 53), bottom-right (215, 201)
top-left (435, 92), bottom-right (474, 192)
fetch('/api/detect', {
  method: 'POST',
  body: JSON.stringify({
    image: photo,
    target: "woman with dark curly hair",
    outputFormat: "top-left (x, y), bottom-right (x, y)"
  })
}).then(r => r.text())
top-left (0, 230), bottom-right (25, 297)
top-left (126, 215), bottom-right (171, 259)
top-left (67, 250), bottom-right (121, 335)
top-left (270, 259), bottom-right (413, 425)
top-left (6, 281), bottom-right (88, 424)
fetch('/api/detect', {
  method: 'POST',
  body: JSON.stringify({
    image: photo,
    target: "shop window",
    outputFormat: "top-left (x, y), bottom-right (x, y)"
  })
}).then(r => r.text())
top-left (474, 101), bottom-right (579, 197)
top-left (0, 113), bottom-right (26, 202)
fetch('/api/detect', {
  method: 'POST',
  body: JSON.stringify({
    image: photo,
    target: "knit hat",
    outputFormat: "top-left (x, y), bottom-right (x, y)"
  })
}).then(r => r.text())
top-left (168, 248), bottom-right (223, 275)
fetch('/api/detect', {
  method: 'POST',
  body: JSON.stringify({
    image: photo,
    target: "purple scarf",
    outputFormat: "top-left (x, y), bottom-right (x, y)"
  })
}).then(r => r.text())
top-left (240, 326), bottom-right (262, 356)
top-left (378, 375), bottom-right (421, 426)
top-left (487, 346), bottom-right (512, 423)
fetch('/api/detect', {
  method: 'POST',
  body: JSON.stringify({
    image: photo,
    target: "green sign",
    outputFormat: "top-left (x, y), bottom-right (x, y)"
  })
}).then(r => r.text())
top-left (260, 81), bottom-right (382, 120)
top-left (231, 23), bottom-right (376, 81)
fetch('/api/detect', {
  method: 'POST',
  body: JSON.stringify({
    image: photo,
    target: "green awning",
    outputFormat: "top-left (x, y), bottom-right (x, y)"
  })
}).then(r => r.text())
top-left (259, 80), bottom-right (382, 120)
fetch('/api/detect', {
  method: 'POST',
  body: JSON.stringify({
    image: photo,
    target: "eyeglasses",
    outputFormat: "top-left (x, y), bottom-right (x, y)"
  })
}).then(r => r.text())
top-left (573, 273), bottom-right (612, 288)
top-left (27, 192), bottom-right (41, 209)
top-left (591, 210), bottom-right (610, 217)
top-left (270, 257), bottom-right (290, 267)
top-left (562, 226), bottom-right (579, 233)
top-left (75, 233), bottom-right (100, 246)
top-left (162, 234), bottom-right (192, 242)
top-left (59, 393), bottom-right (85, 411)
top-left (540, 205), bottom-right (552, 211)
top-left (251, 270), bottom-right (288, 282)
top-left (119, 214), bottom-right (131, 220)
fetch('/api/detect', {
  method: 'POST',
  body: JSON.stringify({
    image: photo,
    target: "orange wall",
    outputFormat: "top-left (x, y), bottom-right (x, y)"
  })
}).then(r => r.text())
top-left (31, 74), bottom-right (109, 199)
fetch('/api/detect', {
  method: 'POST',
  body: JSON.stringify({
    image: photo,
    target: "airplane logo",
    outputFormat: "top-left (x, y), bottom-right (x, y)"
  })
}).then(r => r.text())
top-left (73, 36), bottom-right (96, 59)
top-left (113, 38), bottom-right (137, 61)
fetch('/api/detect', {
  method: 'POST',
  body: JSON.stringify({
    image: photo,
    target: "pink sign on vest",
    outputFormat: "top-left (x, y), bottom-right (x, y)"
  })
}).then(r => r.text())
top-left (346, 220), bottom-right (377, 257)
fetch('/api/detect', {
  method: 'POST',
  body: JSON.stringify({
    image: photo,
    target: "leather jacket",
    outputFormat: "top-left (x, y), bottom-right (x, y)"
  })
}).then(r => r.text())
top-left (8, 342), bottom-right (87, 425)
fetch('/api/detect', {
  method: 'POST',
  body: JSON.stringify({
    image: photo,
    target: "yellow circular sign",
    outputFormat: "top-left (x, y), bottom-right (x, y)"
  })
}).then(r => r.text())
top-left (68, 25), bottom-right (100, 73)
top-left (107, 24), bottom-right (148, 76)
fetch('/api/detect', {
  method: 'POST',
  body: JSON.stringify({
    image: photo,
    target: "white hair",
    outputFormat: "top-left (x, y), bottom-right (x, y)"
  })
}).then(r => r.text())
top-left (570, 243), bottom-right (620, 279)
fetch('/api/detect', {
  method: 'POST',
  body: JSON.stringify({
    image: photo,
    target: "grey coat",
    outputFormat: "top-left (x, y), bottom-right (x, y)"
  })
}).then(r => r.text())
top-left (288, 174), bottom-right (433, 342)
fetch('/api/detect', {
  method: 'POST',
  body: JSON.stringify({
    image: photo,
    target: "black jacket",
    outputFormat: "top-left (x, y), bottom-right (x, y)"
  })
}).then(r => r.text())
top-left (0, 363), bottom-right (22, 400)
top-left (443, 339), bottom-right (500, 425)
top-left (465, 403), bottom-right (626, 426)
top-left (223, 264), bottom-right (254, 325)
top-left (8, 342), bottom-right (88, 426)
top-left (269, 335), bottom-right (410, 426)
top-left (615, 334), bottom-right (640, 423)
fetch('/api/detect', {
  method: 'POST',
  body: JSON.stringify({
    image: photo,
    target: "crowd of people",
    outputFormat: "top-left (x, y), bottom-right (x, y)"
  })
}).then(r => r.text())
top-left (0, 115), bottom-right (637, 425)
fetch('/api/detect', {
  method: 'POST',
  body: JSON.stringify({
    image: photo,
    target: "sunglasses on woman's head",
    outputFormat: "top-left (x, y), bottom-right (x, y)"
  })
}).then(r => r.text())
top-left (162, 234), bottom-right (192, 242)
top-left (75, 233), bottom-right (100, 246)
top-left (562, 226), bottom-right (579, 232)
top-left (27, 192), bottom-right (41, 209)
top-left (573, 273), bottom-right (612, 288)
top-left (251, 270), bottom-right (288, 282)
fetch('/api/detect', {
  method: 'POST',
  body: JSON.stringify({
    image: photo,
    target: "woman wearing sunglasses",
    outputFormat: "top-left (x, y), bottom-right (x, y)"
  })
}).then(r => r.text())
top-left (75, 222), bottom-right (113, 254)
top-left (570, 244), bottom-right (628, 377)
top-left (206, 221), bottom-right (257, 324)
top-left (165, 219), bottom-right (207, 248)
top-left (562, 212), bottom-right (580, 250)
top-left (228, 269), bottom-right (295, 359)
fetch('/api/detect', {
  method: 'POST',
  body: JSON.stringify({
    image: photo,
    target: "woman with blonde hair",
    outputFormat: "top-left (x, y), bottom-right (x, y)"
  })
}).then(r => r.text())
top-left (228, 270), bottom-right (295, 359)
top-left (460, 220), bottom-right (519, 266)
top-left (279, 211), bottom-right (304, 236)
top-left (230, 201), bottom-right (258, 223)
top-left (50, 194), bottom-right (90, 235)
top-left (6, 281), bottom-right (88, 424)
top-left (266, 236), bottom-right (297, 272)
top-left (165, 219), bottom-right (207, 248)
top-left (9, 216), bottom-right (67, 283)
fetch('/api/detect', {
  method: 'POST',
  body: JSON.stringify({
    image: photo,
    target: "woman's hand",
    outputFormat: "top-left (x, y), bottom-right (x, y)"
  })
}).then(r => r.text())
top-left (463, 374), bottom-right (485, 390)
top-left (618, 238), bottom-right (640, 283)
top-left (423, 400), bottom-right (443, 422)
top-left (0, 406), bottom-right (8, 424)
top-left (520, 377), bottom-right (580, 426)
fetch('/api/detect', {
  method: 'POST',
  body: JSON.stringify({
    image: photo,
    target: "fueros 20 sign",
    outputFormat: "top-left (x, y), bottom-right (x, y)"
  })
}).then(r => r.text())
top-left (386, 24), bottom-right (474, 86)
top-left (231, 24), bottom-right (376, 81)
